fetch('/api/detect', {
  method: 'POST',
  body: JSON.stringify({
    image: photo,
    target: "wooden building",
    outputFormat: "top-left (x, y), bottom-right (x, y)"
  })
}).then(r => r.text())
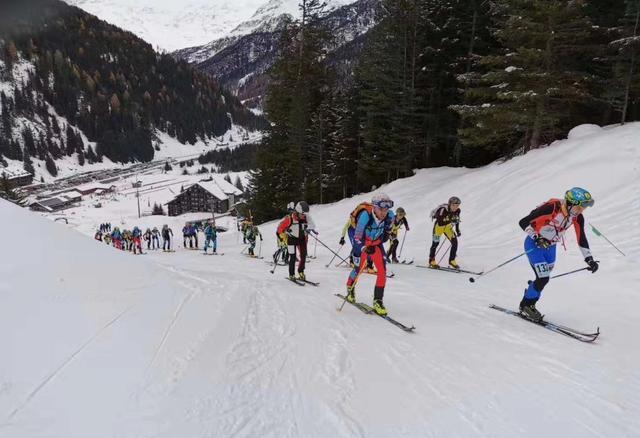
top-left (167, 178), bottom-right (243, 217)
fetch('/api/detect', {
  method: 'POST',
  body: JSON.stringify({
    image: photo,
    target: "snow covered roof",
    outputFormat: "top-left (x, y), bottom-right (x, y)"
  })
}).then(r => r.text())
top-left (1, 166), bottom-right (31, 180)
top-left (194, 177), bottom-right (242, 201)
top-left (58, 190), bottom-right (83, 200)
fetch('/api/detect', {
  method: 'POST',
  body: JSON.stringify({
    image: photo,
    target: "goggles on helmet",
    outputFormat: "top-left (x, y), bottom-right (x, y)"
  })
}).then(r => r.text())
top-left (373, 199), bottom-right (394, 209)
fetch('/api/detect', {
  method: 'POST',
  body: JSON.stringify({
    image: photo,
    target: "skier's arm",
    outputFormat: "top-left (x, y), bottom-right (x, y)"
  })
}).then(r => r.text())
top-left (352, 213), bottom-right (370, 256)
top-left (277, 216), bottom-right (291, 236)
top-left (574, 214), bottom-right (592, 259)
top-left (306, 214), bottom-right (317, 233)
top-left (401, 217), bottom-right (409, 231)
top-left (518, 203), bottom-right (555, 238)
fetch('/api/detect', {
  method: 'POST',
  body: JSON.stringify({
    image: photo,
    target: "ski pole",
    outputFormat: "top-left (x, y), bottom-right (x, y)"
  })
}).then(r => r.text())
top-left (270, 249), bottom-right (283, 274)
top-left (258, 238), bottom-right (263, 258)
top-left (309, 233), bottom-right (350, 266)
top-left (398, 229), bottom-right (408, 259)
top-left (437, 242), bottom-right (450, 265)
top-left (325, 243), bottom-right (344, 268)
top-left (313, 237), bottom-right (318, 258)
top-left (551, 265), bottom-right (597, 279)
top-left (469, 249), bottom-right (533, 283)
top-left (589, 223), bottom-right (625, 256)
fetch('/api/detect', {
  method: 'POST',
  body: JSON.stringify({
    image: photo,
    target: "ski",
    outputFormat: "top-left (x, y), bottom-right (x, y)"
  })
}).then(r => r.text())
top-left (246, 254), bottom-right (264, 259)
top-left (335, 294), bottom-right (415, 332)
top-left (202, 252), bottom-right (224, 255)
top-left (285, 277), bottom-right (306, 286)
top-left (298, 279), bottom-right (320, 286)
top-left (416, 265), bottom-right (483, 276)
top-left (401, 259), bottom-right (414, 265)
top-left (335, 294), bottom-right (373, 314)
top-left (489, 304), bottom-right (599, 343)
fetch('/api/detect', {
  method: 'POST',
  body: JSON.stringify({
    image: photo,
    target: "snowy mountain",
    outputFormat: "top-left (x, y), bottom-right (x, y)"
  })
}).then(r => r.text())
top-left (62, 0), bottom-right (355, 52)
top-left (2, 122), bottom-right (639, 436)
top-left (176, 0), bottom-right (378, 106)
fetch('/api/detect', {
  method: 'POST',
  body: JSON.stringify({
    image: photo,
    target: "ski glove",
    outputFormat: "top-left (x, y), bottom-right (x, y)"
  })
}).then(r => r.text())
top-left (339, 236), bottom-right (345, 246)
top-left (585, 256), bottom-right (599, 273)
top-left (534, 235), bottom-right (551, 249)
top-left (353, 256), bottom-right (361, 267)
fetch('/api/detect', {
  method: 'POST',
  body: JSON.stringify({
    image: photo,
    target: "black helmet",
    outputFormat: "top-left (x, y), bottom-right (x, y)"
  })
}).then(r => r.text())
top-left (448, 196), bottom-right (461, 205)
top-left (396, 207), bottom-right (406, 216)
top-left (295, 201), bottom-right (309, 213)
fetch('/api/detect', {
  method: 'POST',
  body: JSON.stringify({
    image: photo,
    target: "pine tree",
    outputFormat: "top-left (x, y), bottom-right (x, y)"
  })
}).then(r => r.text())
top-left (234, 175), bottom-right (244, 192)
top-left (453, 0), bottom-right (599, 156)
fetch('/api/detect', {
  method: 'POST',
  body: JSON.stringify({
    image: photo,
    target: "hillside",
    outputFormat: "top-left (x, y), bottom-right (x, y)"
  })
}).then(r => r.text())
top-left (1, 123), bottom-right (639, 437)
top-left (0, 0), bottom-right (266, 182)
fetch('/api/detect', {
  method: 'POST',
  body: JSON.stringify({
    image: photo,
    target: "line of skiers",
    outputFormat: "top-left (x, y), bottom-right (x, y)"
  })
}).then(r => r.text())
top-left (94, 224), bottom-right (174, 253)
top-left (330, 187), bottom-right (599, 319)
top-left (98, 223), bottom-right (112, 233)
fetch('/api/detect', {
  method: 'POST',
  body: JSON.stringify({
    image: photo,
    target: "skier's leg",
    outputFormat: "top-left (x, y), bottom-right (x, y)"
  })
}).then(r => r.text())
top-left (288, 242), bottom-right (297, 277)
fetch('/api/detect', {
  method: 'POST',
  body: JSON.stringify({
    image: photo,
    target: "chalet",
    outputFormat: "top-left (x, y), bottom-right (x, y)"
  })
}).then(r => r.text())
top-left (30, 191), bottom-right (82, 212)
top-left (1, 166), bottom-right (33, 188)
top-left (167, 177), bottom-right (243, 217)
top-left (75, 183), bottom-right (116, 196)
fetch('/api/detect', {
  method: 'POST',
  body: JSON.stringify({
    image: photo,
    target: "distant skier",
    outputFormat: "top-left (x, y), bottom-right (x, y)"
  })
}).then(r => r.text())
top-left (182, 224), bottom-right (190, 248)
top-left (132, 226), bottom-right (143, 254)
top-left (162, 224), bottom-right (173, 251)
top-left (517, 187), bottom-right (599, 322)
top-left (387, 207), bottom-right (409, 263)
top-left (277, 201), bottom-right (316, 281)
top-left (246, 224), bottom-right (263, 256)
top-left (189, 223), bottom-right (198, 248)
top-left (94, 229), bottom-right (103, 241)
top-left (151, 227), bottom-right (160, 250)
top-left (111, 227), bottom-right (123, 250)
top-left (203, 221), bottom-right (218, 254)
top-left (143, 228), bottom-right (152, 249)
top-left (428, 196), bottom-right (462, 269)
top-left (344, 193), bottom-right (395, 315)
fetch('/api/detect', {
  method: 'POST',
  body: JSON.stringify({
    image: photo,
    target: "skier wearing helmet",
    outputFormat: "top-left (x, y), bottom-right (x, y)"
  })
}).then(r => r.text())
top-left (387, 207), bottom-right (410, 263)
top-left (277, 201), bottom-right (316, 282)
top-left (344, 193), bottom-right (395, 316)
top-left (428, 196), bottom-right (462, 269)
top-left (517, 187), bottom-right (599, 322)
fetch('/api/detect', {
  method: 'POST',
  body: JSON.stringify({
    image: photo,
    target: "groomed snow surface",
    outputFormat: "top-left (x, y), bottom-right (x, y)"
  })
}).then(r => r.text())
top-left (2, 123), bottom-right (640, 437)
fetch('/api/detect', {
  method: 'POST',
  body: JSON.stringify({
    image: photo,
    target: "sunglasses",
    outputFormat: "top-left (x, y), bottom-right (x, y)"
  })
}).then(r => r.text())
top-left (574, 199), bottom-right (594, 208)
top-left (373, 200), bottom-right (394, 209)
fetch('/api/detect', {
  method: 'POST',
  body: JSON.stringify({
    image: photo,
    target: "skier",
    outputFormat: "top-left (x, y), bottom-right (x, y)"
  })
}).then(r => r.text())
top-left (143, 228), bottom-right (152, 249)
top-left (132, 226), bottom-right (143, 254)
top-left (203, 221), bottom-right (218, 254)
top-left (182, 224), bottom-right (190, 248)
top-left (277, 201), bottom-right (316, 282)
top-left (246, 224), bottom-right (263, 256)
top-left (428, 196), bottom-right (462, 269)
top-left (162, 224), bottom-right (173, 251)
top-left (387, 207), bottom-right (410, 263)
top-left (517, 187), bottom-right (599, 322)
top-left (344, 193), bottom-right (395, 315)
top-left (151, 227), bottom-right (160, 250)
top-left (273, 202), bottom-right (294, 264)
top-left (111, 227), bottom-right (123, 250)
top-left (241, 218), bottom-right (252, 244)
top-left (189, 223), bottom-right (198, 248)
top-left (94, 229), bottom-right (103, 241)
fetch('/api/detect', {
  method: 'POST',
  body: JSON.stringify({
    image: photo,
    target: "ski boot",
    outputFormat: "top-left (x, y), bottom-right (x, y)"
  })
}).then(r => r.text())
top-left (288, 275), bottom-right (297, 282)
top-left (519, 298), bottom-right (542, 322)
top-left (373, 299), bottom-right (388, 316)
top-left (297, 272), bottom-right (306, 281)
top-left (429, 258), bottom-right (439, 268)
top-left (346, 286), bottom-right (356, 303)
top-left (391, 257), bottom-right (400, 264)
top-left (449, 259), bottom-right (460, 270)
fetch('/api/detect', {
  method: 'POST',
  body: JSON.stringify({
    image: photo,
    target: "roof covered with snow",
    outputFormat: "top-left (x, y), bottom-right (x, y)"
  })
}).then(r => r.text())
top-left (193, 177), bottom-right (243, 201)
top-left (1, 165), bottom-right (31, 179)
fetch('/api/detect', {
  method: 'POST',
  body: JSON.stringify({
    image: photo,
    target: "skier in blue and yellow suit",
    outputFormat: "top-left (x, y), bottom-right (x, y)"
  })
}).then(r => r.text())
top-left (344, 193), bottom-right (395, 316)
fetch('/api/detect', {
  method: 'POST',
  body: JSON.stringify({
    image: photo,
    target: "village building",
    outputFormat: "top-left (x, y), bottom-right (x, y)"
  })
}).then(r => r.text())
top-left (167, 177), bottom-right (243, 217)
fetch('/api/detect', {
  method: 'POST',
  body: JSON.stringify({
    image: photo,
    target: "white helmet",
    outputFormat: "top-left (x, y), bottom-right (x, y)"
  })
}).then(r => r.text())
top-left (287, 201), bottom-right (295, 212)
top-left (371, 193), bottom-right (394, 209)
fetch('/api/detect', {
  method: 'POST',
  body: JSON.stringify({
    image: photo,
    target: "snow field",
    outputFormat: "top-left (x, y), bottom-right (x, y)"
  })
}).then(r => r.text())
top-left (1, 123), bottom-right (639, 437)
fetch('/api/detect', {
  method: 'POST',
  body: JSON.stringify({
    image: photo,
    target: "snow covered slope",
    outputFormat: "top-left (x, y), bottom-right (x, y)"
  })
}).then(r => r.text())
top-left (2, 123), bottom-right (640, 437)
top-left (63, 0), bottom-right (354, 52)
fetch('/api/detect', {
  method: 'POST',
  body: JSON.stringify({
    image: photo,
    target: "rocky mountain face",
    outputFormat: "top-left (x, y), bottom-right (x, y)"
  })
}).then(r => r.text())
top-left (174, 0), bottom-right (379, 107)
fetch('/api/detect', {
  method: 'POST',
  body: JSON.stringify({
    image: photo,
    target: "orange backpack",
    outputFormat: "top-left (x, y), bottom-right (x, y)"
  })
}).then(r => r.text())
top-left (349, 202), bottom-right (374, 228)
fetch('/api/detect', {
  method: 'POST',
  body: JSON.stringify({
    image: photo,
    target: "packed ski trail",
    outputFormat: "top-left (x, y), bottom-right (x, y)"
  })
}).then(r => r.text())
top-left (2, 123), bottom-right (640, 437)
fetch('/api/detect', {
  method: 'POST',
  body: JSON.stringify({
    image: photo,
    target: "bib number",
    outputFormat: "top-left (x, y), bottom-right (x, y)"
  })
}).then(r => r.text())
top-left (533, 262), bottom-right (550, 278)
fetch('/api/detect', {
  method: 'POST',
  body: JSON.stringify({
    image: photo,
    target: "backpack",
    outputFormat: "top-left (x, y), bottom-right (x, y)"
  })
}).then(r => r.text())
top-left (430, 203), bottom-right (448, 221)
top-left (349, 202), bottom-right (374, 228)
